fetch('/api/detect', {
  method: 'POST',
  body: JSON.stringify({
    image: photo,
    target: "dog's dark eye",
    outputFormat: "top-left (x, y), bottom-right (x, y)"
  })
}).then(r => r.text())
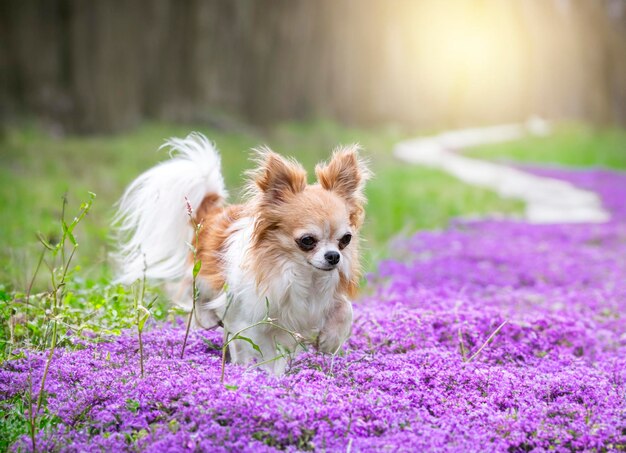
top-left (296, 235), bottom-right (318, 251)
top-left (338, 233), bottom-right (352, 249)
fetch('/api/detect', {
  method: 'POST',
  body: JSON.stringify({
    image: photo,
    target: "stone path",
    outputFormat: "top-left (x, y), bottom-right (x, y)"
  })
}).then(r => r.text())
top-left (393, 118), bottom-right (610, 223)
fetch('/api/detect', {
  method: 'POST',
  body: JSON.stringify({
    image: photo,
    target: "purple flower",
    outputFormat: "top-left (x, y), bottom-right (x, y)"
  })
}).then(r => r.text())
top-left (5, 167), bottom-right (626, 451)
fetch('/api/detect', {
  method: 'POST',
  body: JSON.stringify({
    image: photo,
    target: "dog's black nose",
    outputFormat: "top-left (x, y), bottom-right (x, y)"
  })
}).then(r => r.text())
top-left (324, 251), bottom-right (340, 266)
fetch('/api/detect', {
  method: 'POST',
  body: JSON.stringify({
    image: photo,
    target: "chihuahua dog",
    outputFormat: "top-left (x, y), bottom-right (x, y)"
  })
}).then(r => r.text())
top-left (114, 133), bottom-right (370, 374)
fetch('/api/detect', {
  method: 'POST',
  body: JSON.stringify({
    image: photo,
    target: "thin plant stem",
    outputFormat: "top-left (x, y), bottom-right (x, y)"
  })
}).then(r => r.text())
top-left (137, 257), bottom-right (147, 377)
top-left (60, 247), bottom-right (77, 284)
top-left (220, 332), bottom-right (228, 383)
top-left (458, 326), bottom-right (468, 362)
top-left (36, 196), bottom-right (74, 410)
top-left (466, 320), bottom-right (508, 363)
top-left (454, 292), bottom-right (468, 361)
top-left (25, 249), bottom-right (46, 306)
top-left (220, 318), bottom-right (308, 382)
top-left (29, 192), bottom-right (95, 447)
top-left (249, 355), bottom-right (285, 370)
top-left (180, 264), bottom-right (200, 359)
top-left (223, 318), bottom-right (307, 352)
top-left (218, 295), bottom-right (309, 381)
top-left (138, 327), bottom-right (144, 377)
top-left (28, 371), bottom-right (36, 453)
top-left (37, 319), bottom-right (57, 411)
top-left (38, 257), bottom-right (62, 411)
top-left (181, 199), bottom-right (202, 359)
top-left (60, 194), bottom-right (67, 268)
top-left (180, 309), bottom-right (194, 359)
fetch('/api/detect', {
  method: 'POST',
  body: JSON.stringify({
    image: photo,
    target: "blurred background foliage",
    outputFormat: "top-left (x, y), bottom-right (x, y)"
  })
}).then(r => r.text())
top-left (0, 120), bottom-right (525, 288)
top-left (0, 0), bottom-right (625, 289)
top-left (1, 0), bottom-right (626, 133)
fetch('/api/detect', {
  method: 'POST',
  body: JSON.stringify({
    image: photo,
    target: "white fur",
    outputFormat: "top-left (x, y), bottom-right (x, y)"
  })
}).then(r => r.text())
top-left (114, 134), bottom-right (357, 374)
top-left (200, 216), bottom-right (344, 373)
top-left (113, 133), bottom-right (226, 284)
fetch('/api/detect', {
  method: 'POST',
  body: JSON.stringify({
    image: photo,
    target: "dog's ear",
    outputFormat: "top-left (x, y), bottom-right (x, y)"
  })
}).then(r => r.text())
top-left (316, 145), bottom-right (371, 228)
top-left (316, 145), bottom-right (371, 202)
top-left (248, 147), bottom-right (307, 203)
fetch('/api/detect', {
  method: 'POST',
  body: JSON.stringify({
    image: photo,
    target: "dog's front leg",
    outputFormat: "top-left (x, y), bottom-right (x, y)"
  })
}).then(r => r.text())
top-left (318, 296), bottom-right (353, 354)
top-left (225, 326), bottom-right (293, 375)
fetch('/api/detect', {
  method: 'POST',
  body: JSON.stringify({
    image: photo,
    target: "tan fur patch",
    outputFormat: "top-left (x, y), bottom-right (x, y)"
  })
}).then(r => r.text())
top-left (195, 195), bottom-right (244, 292)
top-left (197, 147), bottom-right (370, 298)
top-left (249, 186), bottom-right (364, 295)
top-left (315, 146), bottom-right (371, 229)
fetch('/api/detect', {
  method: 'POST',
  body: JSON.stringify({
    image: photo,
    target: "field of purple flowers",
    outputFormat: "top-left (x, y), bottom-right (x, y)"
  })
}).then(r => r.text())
top-left (2, 167), bottom-right (626, 452)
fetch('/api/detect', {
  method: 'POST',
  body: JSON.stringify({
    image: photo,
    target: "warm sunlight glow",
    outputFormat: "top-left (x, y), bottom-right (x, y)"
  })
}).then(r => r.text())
top-left (406, 2), bottom-right (529, 124)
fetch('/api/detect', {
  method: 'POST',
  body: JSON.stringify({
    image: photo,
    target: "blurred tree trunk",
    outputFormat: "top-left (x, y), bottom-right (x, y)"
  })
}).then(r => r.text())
top-left (68, 0), bottom-right (144, 132)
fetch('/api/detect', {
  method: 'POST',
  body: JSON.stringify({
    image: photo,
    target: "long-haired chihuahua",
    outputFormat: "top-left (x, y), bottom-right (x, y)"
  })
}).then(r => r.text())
top-left (114, 133), bottom-right (371, 374)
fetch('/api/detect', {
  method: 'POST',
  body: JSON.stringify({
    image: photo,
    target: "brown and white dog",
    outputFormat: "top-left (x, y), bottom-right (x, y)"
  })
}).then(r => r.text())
top-left (114, 133), bottom-right (370, 373)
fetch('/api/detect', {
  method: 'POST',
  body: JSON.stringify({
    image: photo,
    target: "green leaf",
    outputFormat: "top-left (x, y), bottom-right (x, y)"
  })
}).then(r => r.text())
top-left (137, 305), bottom-right (151, 331)
top-left (202, 337), bottom-right (222, 351)
top-left (146, 295), bottom-right (159, 310)
top-left (168, 419), bottom-right (180, 433)
top-left (79, 192), bottom-right (96, 213)
top-left (126, 399), bottom-right (140, 413)
top-left (233, 334), bottom-right (263, 357)
top-left (9, 350), bottom-right (26, 360)
top-left (62, 221), bottom-right (77, 246)
top-left (192, 260), bottom-right (202, 278)
top-left (37, 232), bottom-right (56, 251)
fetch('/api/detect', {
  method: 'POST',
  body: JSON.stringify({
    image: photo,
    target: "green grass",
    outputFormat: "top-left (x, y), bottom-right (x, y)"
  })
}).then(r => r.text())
top-left (364, 162), bottom-right (521, 265)
top-left (0, 116), bottom-right (525, 383)
top-left (2, 119), bottom-right (621, 450)
top-left (467, 122), bottom-right (626, 169)
top-left (0, 119), bottom-right (523, 289)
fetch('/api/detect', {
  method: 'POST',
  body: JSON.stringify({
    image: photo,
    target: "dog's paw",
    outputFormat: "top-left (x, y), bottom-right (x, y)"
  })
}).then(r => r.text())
top-left (317, 329), bottom-right (347, 354)
top-left (318, 297), bottom-right (353, 354)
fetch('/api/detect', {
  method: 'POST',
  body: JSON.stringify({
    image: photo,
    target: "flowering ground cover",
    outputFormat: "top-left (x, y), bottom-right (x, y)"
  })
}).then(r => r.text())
top-left (2, 166), bottom-right (626, 452)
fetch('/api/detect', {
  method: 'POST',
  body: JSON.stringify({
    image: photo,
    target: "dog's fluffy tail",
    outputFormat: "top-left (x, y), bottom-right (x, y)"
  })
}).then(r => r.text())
top-left (113, 133), bottom-right (227, 285)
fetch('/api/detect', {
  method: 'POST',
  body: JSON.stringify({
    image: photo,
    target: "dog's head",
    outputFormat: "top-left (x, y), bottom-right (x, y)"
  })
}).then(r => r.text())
top-left (247, 146), bottom-right (371, 296)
